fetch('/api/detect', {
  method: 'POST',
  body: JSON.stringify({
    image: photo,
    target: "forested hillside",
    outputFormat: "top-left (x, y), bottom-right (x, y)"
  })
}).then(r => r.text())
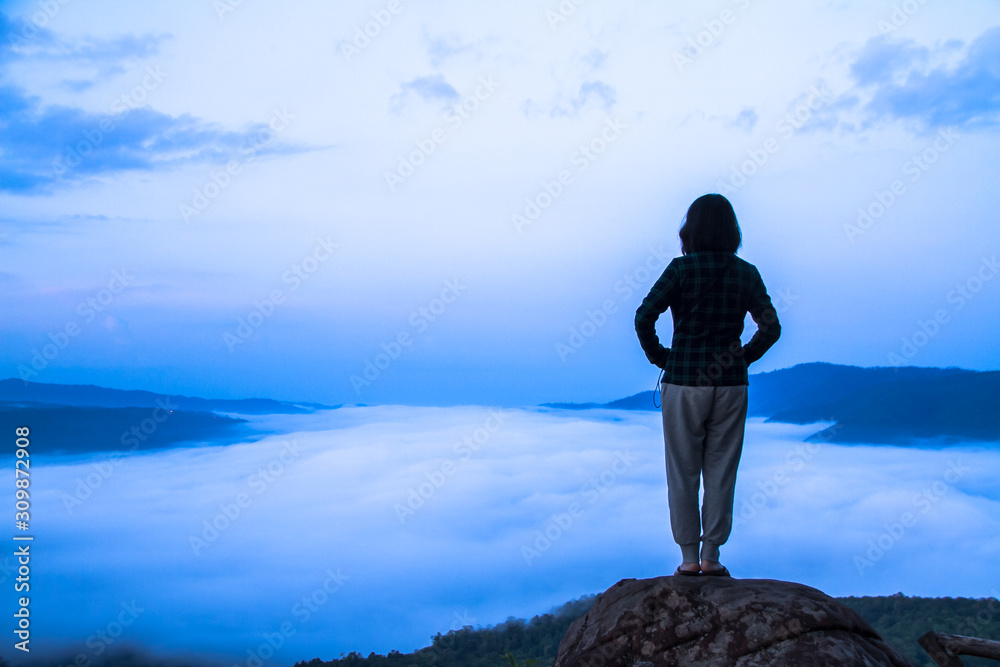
top-left (298, 592), bottom-right (1000, 667)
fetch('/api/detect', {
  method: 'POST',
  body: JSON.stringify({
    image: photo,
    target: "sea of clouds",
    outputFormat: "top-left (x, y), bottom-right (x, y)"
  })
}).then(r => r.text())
top-left (23, 406), bottom-right (1000, 665)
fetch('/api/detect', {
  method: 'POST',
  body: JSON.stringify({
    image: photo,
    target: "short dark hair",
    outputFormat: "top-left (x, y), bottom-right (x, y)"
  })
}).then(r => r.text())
top-left (679, 193), bottom-right (742, 255)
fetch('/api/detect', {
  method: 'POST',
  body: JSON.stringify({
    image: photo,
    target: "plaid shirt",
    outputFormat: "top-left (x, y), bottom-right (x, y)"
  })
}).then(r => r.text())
top-left (634, 251), bottom-right (780, 386)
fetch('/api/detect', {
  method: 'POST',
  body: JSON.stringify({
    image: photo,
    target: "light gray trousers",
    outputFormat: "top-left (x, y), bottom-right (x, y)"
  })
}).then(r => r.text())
top-left (660, 382), bottom-right (748, 564)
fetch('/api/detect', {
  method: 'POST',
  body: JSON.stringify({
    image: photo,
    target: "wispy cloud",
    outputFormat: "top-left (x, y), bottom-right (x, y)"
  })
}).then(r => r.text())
top-left (0, 84), bottom-right (302, 194)
top-left (848, 27), bottom-right (1000, 131)
top-left (1, 10), bottom-right (167, 69)
top-left (550, 80), bottom-right (617, 117)
top-left (424, 31), bottom-right (479, 68)
top-left (582, 48), bottom-right (608, 70)
top-left (849, 36), bottom-right (930, 87)
top-left (731, 107), bottom-right (758, 132)
top-left (389, 73), bottom-right (461, 112)
top-left (0, 11), bottom-right (311, 194)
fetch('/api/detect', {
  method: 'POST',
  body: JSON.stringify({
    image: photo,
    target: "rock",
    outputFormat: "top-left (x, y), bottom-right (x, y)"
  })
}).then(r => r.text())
top-left (554, 576), bottom-right (915, 667)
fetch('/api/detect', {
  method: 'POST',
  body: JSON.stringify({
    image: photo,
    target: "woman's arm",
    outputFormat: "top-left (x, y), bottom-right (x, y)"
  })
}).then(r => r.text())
top-left (634, 263), bottom-right (677, 368)
top-left (742, 273), bottom-right (781, 365)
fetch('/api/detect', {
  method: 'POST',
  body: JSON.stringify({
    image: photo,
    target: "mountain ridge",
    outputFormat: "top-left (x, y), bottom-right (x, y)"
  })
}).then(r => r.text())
top-left (5, 363), bottom-right (997, 450)
top-left (0, 378), bottom-right (334, 456)
top-left (0, 377), bottom-right (333, 413)
top-left (541, 362), bottom-right (1000, 445)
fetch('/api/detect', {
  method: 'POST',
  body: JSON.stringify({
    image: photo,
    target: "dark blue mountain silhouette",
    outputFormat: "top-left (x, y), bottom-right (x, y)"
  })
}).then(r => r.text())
top-left (0, 378), bottom-right (331, 413)
top-left (543, 363), bottom-right (1000, 444)
top-left (0, 405), bottom-right (256, 456)
top-left (0, 379), bottom-right (335, 456)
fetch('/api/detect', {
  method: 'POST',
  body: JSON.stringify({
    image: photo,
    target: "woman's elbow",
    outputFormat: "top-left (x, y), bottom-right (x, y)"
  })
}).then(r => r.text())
top-left (763, 317), bottom-right (781, 344)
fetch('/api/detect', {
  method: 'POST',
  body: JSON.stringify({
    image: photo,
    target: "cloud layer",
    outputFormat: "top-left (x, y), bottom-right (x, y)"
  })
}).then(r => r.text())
top-left (26, 407), bottom-right (1000, 663)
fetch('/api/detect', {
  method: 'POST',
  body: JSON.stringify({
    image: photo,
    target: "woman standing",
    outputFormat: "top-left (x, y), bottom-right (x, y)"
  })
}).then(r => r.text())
top-left (635, 194), bottom-right (781, 577)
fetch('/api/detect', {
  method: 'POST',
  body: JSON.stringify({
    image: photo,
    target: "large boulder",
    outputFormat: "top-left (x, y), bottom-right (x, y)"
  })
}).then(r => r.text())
top-left (554, 576), bottom-right (915, 667)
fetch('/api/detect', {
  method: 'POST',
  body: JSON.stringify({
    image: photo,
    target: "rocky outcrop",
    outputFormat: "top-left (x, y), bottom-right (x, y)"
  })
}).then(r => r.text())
top-left (554, 576), bottom-right (915, 666)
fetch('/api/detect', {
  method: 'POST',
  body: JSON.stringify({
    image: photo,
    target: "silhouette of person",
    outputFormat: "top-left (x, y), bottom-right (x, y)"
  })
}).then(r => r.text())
top-left (635, 194), bottom-right (780, 577)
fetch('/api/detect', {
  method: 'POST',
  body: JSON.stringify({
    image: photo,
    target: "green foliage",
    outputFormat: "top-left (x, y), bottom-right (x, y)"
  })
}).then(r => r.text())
top-left (504, 649), bottom-right (537, 667)
top-left (840, 594), bottom-right (1000, 667)
top-left (294, 595), bottom-right (595, 667)
top-left (300, 593), bottom-right (1000, 667)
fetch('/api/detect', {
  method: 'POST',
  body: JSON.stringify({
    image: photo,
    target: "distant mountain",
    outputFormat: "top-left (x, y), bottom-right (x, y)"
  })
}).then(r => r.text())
top-left (0, 378), bottom-right (332, 413)
top-left (0, 405), bottom-right (254, 456)
top-left (0, 379), bottom-right (335, 456)
top-left (541, 393), bottom-right (657, 411)
top-left (543, 363), bottom-right (1000, 445)
top-left (754, 363), bottom-right (1000, 444)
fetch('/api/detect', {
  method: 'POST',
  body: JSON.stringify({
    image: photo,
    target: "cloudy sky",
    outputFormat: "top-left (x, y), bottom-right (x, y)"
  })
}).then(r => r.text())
top-left (2, 0), bottom-right (999, 407)
top-left (27, 409), bottom-right (1000, 663)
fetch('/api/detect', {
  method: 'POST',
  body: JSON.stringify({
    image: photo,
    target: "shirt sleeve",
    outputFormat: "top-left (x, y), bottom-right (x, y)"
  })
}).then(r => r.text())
top-left (741, 270), bottom-right (781, 365)
top-left (634, 261), bottom-right (678, 368)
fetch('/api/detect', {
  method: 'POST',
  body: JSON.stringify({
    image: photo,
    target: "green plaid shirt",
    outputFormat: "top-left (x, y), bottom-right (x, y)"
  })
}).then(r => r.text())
top-left (634, 251), bottom-right (780, 386)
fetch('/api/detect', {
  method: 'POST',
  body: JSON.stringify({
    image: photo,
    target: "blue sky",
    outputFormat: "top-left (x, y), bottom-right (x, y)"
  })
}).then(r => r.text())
top-left (1, 0), bottom-right (999, 406)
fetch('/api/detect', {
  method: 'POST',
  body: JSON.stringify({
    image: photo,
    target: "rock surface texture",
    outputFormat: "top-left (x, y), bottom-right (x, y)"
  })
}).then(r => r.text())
top-left (554, 576), bottom-right (915, 667)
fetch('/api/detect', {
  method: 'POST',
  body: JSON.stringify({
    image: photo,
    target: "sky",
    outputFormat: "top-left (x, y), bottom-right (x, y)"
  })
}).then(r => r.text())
top-left (21, 408), bottom-right (1000, 664)
top-left (1, 0), bottom-right (1000, 407)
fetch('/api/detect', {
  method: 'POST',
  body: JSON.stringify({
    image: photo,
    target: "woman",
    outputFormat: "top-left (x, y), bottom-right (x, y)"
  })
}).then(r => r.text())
top-left (634, 194), bottom-right (780, 577)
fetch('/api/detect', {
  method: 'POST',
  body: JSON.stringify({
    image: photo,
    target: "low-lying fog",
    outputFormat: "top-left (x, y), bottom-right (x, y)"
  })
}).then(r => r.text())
top-left (30, 406), bottom-right (1000, 665)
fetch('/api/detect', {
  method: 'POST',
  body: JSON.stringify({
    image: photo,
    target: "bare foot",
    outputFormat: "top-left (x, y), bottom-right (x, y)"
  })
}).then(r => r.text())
top-left (677, 562), bottom-right (700, 574)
